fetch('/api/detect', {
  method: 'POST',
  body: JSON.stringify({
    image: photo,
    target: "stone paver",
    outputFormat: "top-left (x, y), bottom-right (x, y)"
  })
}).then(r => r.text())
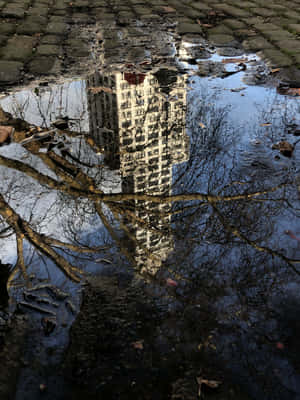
top-left (1, 36), bottom-right (36, 62)
top-left (1, 0), bottom-right (300, 86)
top-left (0, 61), bottom-right (23, 83)
top-left (36, 44), bottom-right (62, 56)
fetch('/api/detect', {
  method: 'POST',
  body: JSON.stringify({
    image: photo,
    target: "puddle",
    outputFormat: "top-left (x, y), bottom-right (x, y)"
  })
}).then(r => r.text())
top-left (0, 46), bottom-right (300, 399)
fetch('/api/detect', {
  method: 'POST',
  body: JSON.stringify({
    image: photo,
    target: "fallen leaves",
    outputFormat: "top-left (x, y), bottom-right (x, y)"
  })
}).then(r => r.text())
top-left (260, 122), bottom-right (272, 127)
top-left (161, 6), bottom-right (176, 12)
top-left (132, 340), bottom-right (144, 350)
top-left (196, 377), bottom-right (222, 398)
top-left (276, 342), bottom-right (285, 350)
top-left (286, 88), bottom-right (300, 96)
top-left (39, 383), bottom-right (47, 392)
top-left (0, 109), bottom-right (8, 123)
top-left (222, 57), bottom-right (248, 64)
top-left (5, 209), bottom-right (13, 217)
top-left (41, 316), bottom-right (57, 335)
top-left (277, 84), bottom-right (300, 97)
top-left (87, 137), bottom-right (95, 146)
top-left (272, 141), bottom-right (294, 157)
top-left (197, 20), bottom-right (213, 28)
top-left (166, 278), bottom-right (178, 287)
top-left (270, 68), bottom-right (281, 74)
top-left (0, 125), bottom-right (13, 145)
top-left (230, 87), bottom-right (246, 93)
top-left (198, 122), bottom-right (206, 129)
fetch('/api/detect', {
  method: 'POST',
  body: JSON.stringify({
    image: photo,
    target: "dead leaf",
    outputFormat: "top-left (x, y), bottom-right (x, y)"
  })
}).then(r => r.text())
top-left (287, 88), bottom-right (300, 96)
top-left (87, 137), bottom-right (95, 146)
top-left (132, 340), bottom-right (144, 350)
top-left (260, 122), bottom-right (272, 127)
top-left (39, 383), bottom-right (47, 392)
top-left (270, 68), bottom-right (281, 74)
top-left (89, 86), bottom-right (113, 94)
top-left (198, 122), bottom-right (206, 129)
top-left (166, 278), bottom-right (178, 287)
top-left (6, 209), bottom-right (13, 217)
top-left (277, 86), bottom-right (300, 96)
top-left (278, 141), bottom-right (294, 157)
top-left (230, 87), bottom-right (246, 92)
top-left (222, 57), bottom-right (248, 64)
top-left (201, 379), bottom-right (221, 389)
top-left (196, 377), bottom-right (222, 398)
top-left (197, 20), bottom-right (213, 27)
top-left (162, 6), bottom-right (176, 12)
top-left (0, 125), bottom-right (13, 144)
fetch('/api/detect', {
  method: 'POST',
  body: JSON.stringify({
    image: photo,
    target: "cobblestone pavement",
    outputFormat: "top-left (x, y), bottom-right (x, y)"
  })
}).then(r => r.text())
top-left (1, 0), bottom-right (300, 87)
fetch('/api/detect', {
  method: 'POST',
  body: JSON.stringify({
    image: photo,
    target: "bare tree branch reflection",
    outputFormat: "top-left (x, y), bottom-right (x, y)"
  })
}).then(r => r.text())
top-left (0, 69), bottom-right (299, 293)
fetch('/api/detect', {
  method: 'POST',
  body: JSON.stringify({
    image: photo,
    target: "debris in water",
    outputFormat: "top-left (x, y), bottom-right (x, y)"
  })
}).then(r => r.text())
top-left (132, 340), bottom-right (144, 350)
top-left (196, 376), bottom-right (222, 398)
top-left (276, 342), bottom-right (285, 350)
top-left (222, 57), bottom-right (248, 64)
top-left (39, 383), bottom-right (47, 392)
top-left (270, 68), bottom-right (281, 74)
top-left (277, 82), bottom-right (300, 96)
top-left (161, 6), bottom-right (176, 12)
top-left (287, 124), bottom-right (300, 136)
top-left (272, 141), bottom-right (294, 157)
top-left (0, 125), bottom-right (13, 145)
top-left (166, 278), bottom-right (178, 287)
top-left (41, 316), bottom-right (57, 335)
top-left (230, 87), bottom-right (246, 93)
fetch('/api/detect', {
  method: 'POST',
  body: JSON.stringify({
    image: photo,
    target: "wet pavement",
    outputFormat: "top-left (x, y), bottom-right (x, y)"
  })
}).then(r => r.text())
top-left (0, 3), bottom-right (300, 400)
top-left (1, 0), bottom-right (300, 87)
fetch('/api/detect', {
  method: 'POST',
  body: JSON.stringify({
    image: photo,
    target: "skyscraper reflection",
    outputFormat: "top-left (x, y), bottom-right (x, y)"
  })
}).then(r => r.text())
top-left (87, 68), bottom-right (189, 275)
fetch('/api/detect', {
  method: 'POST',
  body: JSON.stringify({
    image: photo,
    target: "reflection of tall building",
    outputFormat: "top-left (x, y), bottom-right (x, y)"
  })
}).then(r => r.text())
top-left (87, 69), bottom-right (189, 275)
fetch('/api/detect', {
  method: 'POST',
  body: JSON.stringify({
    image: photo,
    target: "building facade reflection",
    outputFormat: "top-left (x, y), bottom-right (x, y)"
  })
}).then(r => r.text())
top-left (87, 69), bottom-right (189, 275)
